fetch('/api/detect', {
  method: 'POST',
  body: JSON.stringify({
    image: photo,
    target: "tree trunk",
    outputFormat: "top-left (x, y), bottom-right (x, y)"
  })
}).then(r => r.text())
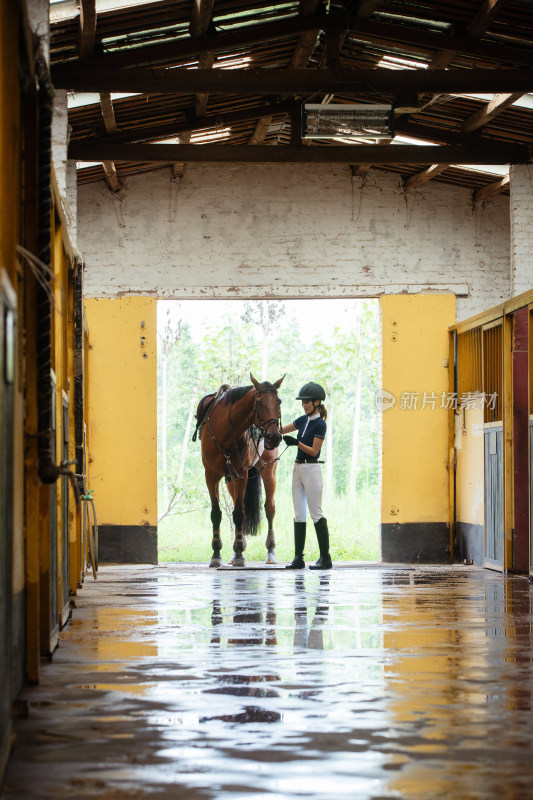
top-left (178, 377), bottom-right (198, 484)
top-left (349, 369), bottom-right (362, 514)
top-left (261, 301), bottom-right (268, 378)
top-left (161, 353), bottom-right (168, 510)
top-left (349, 306), bottom-right (362, 514)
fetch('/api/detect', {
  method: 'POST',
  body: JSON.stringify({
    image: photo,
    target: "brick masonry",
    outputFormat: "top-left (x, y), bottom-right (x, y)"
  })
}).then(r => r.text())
top-left (510, 164), bottom-right (533, 299)
top-left (77, 164), bottom-right (516, 321)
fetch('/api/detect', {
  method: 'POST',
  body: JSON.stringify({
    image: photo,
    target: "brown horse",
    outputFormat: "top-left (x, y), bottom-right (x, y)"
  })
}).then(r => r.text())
top-left (196, 374), bottom-right (284, 567)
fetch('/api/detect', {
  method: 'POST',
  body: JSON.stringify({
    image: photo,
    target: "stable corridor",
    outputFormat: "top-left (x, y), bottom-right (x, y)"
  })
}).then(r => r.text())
top-left (2, 565), bottom-right (533, 800)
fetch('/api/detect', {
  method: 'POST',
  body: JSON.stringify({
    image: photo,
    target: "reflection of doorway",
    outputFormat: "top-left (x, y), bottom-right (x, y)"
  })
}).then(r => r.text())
top-left (156, 298), bottom-right (380, 564)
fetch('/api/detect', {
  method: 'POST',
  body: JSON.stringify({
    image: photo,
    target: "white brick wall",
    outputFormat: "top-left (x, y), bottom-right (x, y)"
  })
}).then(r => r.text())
top-left (510, 164), bottom-right (533, 298)
top-left (78, 164), bottom-right (512, 320)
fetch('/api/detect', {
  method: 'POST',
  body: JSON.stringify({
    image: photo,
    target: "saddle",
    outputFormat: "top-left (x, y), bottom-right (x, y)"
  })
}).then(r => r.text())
top-left (192, 384), bottom-right (231, 442)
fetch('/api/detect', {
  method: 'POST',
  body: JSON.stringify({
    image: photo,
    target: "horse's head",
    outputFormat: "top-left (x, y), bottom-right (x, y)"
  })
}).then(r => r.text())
top-left (250, 373), bottom-right (284, 450)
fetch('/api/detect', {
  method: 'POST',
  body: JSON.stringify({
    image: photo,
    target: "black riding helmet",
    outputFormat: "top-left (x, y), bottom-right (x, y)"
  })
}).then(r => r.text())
top-left (296, 382), bottom-right (326, 401)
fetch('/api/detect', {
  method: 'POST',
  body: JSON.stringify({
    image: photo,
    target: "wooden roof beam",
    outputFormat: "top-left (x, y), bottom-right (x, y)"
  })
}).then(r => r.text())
top-left (461, 92), bottom-right (523, 133)
top-left (189, 0), bottom-right (215, 118)
top-left (101, 160), bottom-right (121, 192)
top-left (428, 0), bottom-right (506, 70)
top-left (78, 0), bottom-right (96, 59)
top-left (53, 67), bottom-right (533, 95)
top-left (251, 0), bottom-right (321, 146)
top-left (83, 100), bottom-right (297, 146)
top-left (61, 13), bottom-right (338, 72)
top-left (405, 164), bottom-right (449, 188)
top-left (99, 92), bottom-right (122, 192)
top-left (69, 142), bottom-right (530, 165)
top-left (474, 174), bottom-right (510, 202)
top-left (353, 19), bottom-right (533, 67)
top-left (468, 0), bottom-right (507, 39)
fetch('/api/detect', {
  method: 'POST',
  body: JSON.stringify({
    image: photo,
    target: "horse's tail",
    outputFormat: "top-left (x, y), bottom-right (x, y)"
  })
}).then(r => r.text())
top-left (243, 467), bottom-right (262, 537)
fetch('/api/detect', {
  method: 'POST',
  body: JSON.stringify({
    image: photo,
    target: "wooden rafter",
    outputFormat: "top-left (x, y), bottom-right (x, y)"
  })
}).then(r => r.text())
top-left (189, 0), bottom-right (215, 118)
top-left (468, 0), bottom-right (507, 39)
top-left (100, 92), bottom-right (118, 133)
top-left (101, 160), bottom-right (121, 192)
top-left (474, 174), bottom-right (510, 202)
top-left (90, 100), bottom-right (297, 146)
top-left (79, 0), bottom-right (122, 192)
top-left (69, 142), bottom-right (530, 165)
top-left (249, 0), bottom-right (321, 147)
top-left (461, 93), bottom-right (524, 133)
top-left (172, 0), bottom-right (216, 176)
top-left (52, 67), bottom-right (533, 95)
top-left (99, 92), bottom-right (122, 192)
top-left (172, 132), bottom-right (191, 179)
top-left (428, 0), bottom-right (506, 70)
top-left (353, 19), bottom-right (533, 67)
top-left (405, 164), bottom-right (449, 188)
top-left (78, 0), bottom-right (96, 59)
top-left (70, 13), bottom-right (336, 71)
top-left (373, 2), bottom-right (508, 185)
top-left (249, 116), bottom-right (274, 145)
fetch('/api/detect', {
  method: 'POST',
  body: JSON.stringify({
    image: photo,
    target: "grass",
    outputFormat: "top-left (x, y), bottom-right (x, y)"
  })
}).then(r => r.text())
top-left (157, 486), bottom-right (380, 563)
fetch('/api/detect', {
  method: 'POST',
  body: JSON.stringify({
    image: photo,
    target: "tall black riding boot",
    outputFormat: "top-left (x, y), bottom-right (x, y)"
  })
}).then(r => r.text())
top-left (285, 522), bottom-right (306, 569)
top-left (309, 518), bottom-right (332, 570)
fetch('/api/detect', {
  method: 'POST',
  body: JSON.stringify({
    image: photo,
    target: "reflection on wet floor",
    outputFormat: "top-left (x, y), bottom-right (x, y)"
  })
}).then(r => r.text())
top-left (2, 564), bottom-right (533, 800)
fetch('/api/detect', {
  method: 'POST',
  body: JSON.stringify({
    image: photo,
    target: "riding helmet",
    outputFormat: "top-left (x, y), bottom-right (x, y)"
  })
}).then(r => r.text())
top-left (296, 382), bottom-right (326, 401)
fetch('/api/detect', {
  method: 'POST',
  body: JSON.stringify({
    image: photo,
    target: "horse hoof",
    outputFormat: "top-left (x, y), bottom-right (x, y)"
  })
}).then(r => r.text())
top-left (209, 556), bottom-right (222, 568)
top-left (232, 555), bottom-right (245, 567)
top-left (265, 551), bottom-right (277, 565)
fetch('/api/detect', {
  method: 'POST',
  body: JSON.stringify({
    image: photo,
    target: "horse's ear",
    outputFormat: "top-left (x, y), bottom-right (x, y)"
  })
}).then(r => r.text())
top-left (273, 374), bottom-right (285, 389)
top-left (250, 373), bottom-right (260, 389)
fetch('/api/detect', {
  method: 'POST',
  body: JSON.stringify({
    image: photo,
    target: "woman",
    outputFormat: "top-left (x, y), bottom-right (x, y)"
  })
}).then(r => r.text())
top-left (281, 382), bottom-right (332, 570)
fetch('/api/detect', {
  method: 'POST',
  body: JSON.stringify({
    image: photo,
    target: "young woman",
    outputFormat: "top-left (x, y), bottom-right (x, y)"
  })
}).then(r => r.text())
top-left (281, 382), bottom-right (332, 570)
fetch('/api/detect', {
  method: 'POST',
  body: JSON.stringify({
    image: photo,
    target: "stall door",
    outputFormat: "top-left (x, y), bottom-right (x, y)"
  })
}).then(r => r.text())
top-left (484, 425), bottom-right (504, 568)
top-left (60, 397), bottom-right (70, 627)
top-left (47, 373), bottom-right (59, 654)
top-left (483, 322), bottom-right (504, 570)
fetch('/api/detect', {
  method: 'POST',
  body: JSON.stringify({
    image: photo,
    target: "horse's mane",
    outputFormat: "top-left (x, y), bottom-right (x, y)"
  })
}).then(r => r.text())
top-left (221, 381), bottom-right (278, 405)
top-left (222, 385), bottom-right (252, 404)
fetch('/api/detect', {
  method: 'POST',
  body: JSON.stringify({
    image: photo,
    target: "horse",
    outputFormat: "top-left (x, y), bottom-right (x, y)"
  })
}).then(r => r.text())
top-left (194, 373), bottom-right (284, 567)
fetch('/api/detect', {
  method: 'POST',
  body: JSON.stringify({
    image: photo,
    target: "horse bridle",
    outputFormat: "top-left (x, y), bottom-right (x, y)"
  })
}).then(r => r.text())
top-left (253, 388), bottom-right (282, 448)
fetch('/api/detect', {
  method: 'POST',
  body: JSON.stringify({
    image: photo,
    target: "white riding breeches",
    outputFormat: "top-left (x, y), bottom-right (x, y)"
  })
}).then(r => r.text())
top-left (292, 463), bottom-right (323, 523)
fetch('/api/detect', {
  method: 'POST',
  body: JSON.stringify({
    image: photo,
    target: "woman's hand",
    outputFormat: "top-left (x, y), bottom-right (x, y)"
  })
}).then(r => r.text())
top-left (283, 434), bottom-right (298, 447)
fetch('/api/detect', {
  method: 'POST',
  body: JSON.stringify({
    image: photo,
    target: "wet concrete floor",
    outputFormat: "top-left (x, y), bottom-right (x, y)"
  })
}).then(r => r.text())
top-left (2, 563), bottom-right (533, 800)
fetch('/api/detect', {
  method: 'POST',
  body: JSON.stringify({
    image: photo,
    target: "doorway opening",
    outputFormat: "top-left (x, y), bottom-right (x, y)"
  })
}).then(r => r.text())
top-left (157, 298), bottom-right (380, 563)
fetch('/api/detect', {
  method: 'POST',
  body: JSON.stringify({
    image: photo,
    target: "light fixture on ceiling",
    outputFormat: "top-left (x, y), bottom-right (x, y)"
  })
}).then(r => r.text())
top-left (302, 104), bottom-right (394, 141)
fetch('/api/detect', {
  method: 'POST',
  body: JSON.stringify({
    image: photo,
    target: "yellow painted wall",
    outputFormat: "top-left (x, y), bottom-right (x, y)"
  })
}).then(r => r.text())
top-left (84, 297), bottom-right (157, 527)
top-left (455, 403), bottom-right (484, 526)
top-left (380, 294), bottom-right (455, 525)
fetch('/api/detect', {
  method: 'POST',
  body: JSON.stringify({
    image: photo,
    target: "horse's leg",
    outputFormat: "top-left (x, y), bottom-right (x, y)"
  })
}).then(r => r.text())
top-left (205, 470), bottom-right (223, 568)
top-left (231, 477), bottom-right (247, 567)
top-left (262, 462), bottom-right (278, 564)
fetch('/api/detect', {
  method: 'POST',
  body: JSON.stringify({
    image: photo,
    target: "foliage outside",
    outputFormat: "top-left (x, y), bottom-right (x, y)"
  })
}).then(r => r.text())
top-left (157, 299), bottom-right (380, 563)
